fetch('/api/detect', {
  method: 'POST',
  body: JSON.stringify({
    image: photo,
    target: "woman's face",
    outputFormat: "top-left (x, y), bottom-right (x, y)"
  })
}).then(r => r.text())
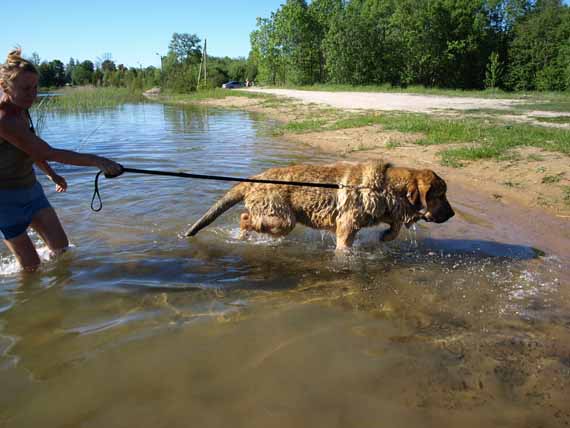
top-left (3, 71), bottom-right (38, 109)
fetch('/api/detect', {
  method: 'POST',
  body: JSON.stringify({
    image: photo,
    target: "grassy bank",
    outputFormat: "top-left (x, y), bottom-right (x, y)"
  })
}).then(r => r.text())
top-left (155, 88), bottom-right (264, 104)
top-left (273, 111), bottom-right (570, 166)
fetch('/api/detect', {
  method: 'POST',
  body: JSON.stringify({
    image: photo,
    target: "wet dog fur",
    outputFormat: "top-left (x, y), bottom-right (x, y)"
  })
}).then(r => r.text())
top-left (184, 160), bottom-right (454, 250)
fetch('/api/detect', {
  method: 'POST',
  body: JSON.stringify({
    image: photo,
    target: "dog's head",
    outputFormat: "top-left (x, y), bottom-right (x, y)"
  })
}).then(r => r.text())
top-left (406, 169), bottom-right (455, 224)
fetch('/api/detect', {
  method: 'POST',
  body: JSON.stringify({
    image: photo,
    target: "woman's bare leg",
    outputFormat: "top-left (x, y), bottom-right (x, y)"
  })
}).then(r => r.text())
top-left (30, 207), bottom-right (69, 254)
top-left (3, 232), bottom-right (41, 272)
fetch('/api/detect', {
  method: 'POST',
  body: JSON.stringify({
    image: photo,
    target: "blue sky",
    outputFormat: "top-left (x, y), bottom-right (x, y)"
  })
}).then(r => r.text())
top-left (1, 0), bottom-right (284, 68)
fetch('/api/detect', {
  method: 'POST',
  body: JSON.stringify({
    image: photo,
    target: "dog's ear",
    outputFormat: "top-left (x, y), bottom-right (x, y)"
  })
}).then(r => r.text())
top-left (408, 176), bottom-right (432, 210)
top-left (406, 181), bottom-right (420, 207)
top-left (418, 181), bottom-right (430, 210)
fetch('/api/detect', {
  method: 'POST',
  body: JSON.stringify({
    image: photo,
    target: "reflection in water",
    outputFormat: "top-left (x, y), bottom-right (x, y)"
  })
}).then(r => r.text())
top-left (0, 104), bottom-right (569, 427)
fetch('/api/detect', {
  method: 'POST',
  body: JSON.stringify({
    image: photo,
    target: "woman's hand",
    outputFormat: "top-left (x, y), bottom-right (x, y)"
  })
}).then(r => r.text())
top-left (49, 173), bottom-right (68, 192)
top-left (96, 157), bottom-right (123, 178)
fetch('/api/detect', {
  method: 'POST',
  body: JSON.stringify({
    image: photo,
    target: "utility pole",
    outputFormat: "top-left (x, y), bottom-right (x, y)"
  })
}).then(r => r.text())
top-left (197, 38), bottom-right (207, 89)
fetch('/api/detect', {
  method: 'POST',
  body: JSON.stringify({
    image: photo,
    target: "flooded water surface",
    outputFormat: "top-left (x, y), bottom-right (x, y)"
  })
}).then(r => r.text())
top-left (1, 103), bottom-right (569, 427)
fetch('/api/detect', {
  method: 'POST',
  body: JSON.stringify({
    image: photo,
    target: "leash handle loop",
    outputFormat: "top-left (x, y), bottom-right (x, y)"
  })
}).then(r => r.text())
top-left (91, 171), bottom-right (103, 212)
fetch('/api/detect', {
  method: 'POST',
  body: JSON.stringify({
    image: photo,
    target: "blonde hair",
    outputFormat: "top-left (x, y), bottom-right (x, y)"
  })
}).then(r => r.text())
top-left (0, 48), bottom-right (38, 90)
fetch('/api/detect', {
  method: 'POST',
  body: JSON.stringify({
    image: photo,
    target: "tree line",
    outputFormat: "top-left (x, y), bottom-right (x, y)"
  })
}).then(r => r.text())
top-left (249, 0), bottom-right (570, 91)
top-left (33, 33), bottom-right (254, 92)
top-left (34, 0), bottom-right (570, 93)
top-left (33, 54), bottom-right (160, 91)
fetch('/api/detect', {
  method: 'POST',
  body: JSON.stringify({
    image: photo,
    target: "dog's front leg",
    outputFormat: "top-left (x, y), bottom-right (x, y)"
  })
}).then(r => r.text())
top-left (380, 221), bottom-right (402, 242)
top-left (335, 217), bottom-right (358, 250)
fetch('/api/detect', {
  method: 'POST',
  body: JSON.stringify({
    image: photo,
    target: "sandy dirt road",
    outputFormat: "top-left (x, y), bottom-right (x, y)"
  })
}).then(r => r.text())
top-left (243, 88), bottom-right (523, 112)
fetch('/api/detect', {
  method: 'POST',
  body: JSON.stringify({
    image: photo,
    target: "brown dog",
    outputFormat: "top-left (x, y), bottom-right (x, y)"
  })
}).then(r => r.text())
top-left (185, 160), bottom-right (454, 250)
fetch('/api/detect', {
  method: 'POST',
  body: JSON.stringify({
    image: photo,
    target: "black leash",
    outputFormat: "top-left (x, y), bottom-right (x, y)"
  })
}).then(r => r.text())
top-left (91, 166), bottom-right (346, 212)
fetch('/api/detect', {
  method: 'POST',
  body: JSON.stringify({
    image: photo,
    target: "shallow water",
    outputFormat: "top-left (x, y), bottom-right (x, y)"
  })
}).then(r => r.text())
top-left (1, 103), bottom-right (569, 427)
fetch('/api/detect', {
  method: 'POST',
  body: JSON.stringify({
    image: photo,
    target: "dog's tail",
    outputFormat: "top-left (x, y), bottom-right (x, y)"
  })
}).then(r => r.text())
top-left (184, 183), bottom-right (247, 237)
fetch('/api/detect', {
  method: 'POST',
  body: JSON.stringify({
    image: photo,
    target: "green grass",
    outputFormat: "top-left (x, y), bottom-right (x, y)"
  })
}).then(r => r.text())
top-left (511, 92), bottom-right (570, 113)
top-left (272, 110), bottom-right (570, 165)
top-left (159, 88), bottom-right (265, 103)
top-left (386, 141), bottom-right (401, 149)
top-left (40, 87), bottom-right (145, 113)
top-left (369, 112), bottom-right (570, 164)
top-left (563, 186), bottom-right (570, 206)
top-left (542, 172), bottom-right (565, 184)
top-left (327, 115), bottom-right (385, 130)
top-left (272, 113), bottom-right (384, 135)
top-left (259, 95), bottom-right (297, 108)
top-left (273, 119), bottom-right (329, 135)
top-left (524, 103), bottom-right (570, 112)
top-left (528, 154), bottom-right (546, 162)
top-left (372, 113), bottom-right (494, 144)
top-left (532, 116), bottom-right (570, 124)
top-left (462, 108), bottom-right (521, 115)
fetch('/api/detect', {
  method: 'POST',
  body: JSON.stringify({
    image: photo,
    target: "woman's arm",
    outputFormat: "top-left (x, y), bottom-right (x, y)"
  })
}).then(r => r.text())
top-left (35, 160), bottom-right (67, 192)
top-left (0, 114), bottom-right (122, 175)
top-left (35, 159), bottom-right (57, 177)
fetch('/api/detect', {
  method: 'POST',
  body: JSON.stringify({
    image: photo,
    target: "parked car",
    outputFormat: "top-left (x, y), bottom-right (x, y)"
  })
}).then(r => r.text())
top-left (222, 81), bottom-right (243, 89)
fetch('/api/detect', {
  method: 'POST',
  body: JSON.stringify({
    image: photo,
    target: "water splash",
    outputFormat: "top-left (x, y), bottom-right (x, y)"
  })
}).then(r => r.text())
top-left (0, 240), bottom-right (65, 276)
top-left (404, 223), bottom-right (419, 249)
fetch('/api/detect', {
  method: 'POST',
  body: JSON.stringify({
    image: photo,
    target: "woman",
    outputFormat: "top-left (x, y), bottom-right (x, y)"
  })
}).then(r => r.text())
top-left (0, 48), bottom-right (123, 272)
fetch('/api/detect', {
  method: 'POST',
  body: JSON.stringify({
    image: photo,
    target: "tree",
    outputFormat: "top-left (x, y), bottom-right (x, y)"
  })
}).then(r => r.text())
top-left (65, 58), bottom-right (77, 84)
top-left (50, 60), bottom-right (66, 87)
top-left (96, 52), bottom-right (113, 69)
top-left (389, 0), bottom-right (491, 88)
top-left (72, 60), bottom-right (95, 85)
top-left (273, 0), bottom-right (322, 84)
top-left (101, 59), bottom-right (116, 72)
top-left (324, 0), bottom-right (397, 85)
top-left (168, 33), bottom-right (202, 63)
top-left (228, 58), bottom-right (247, 81)
top-left (308, 0), bottom-right (344, 81)
top-left (37, 60), bottom-right (66, 88)
top-left (506, 0), bottom-right (570, 90)
top-left (485, 51), bottom-right (503, 88)
top-left (38, 62), bottom-right (55, 88)
top-left (246, 52), bottom-right (259, 81)
top-left (250, 15), bottom-right (285, 84)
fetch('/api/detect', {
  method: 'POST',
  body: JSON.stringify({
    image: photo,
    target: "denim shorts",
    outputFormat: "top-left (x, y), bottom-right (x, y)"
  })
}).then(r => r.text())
top-left (0, 181), bottom-right (52, 240)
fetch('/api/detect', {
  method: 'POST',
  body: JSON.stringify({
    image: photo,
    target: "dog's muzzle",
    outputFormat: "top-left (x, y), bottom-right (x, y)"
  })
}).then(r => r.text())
top-left (423, 205), bottom-right (455, 223)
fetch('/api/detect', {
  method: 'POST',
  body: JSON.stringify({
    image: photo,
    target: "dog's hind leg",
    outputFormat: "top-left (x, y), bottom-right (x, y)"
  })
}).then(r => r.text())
top-left (240, 211), bottom-right (296, 237)
top-left (242, 193), bottom-right (296, 238)
top-left (239, 212), bottom-right (252, 239)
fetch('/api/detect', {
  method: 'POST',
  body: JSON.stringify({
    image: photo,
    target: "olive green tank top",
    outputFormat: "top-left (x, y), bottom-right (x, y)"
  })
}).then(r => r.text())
top-left (0, 111), bottom-right (36, 189)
